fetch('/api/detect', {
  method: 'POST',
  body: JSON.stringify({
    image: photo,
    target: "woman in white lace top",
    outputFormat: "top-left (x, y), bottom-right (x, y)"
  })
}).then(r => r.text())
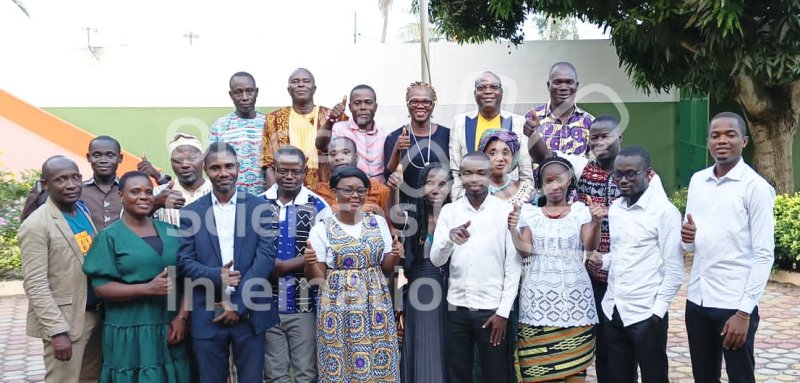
top-left (511, 155), bottom-right (604, 382)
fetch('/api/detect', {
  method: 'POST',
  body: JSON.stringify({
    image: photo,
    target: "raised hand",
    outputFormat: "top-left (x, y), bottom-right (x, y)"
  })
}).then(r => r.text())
top-left (220, 260), bottom-right (241, 287)
top-left (304, 240), bottom-right (317, 266)
top-left (328, 95), bottom-right (348, 122)
top-left (588, 198), bottom-right (606, 222)
top-left (137, 154), bottom-right (162, 180)
top-left (395, 127), bottom-right (411, 152)
top-left (391, 235), bottom-right (403, 258)
top-left (449, 221), bottom-right (471, 245)
top-left (147, 267), bottom-right (172, 296)
top-left (387, 163), bottom-right (404, 190)
top-left (523, 111), bottom-right (541, 138)
top-left (681, 213), bottom-right (696, 244)
top-left (160, 181), bottom-right (186, 209)
top-left (507, 204), bottom-right (521, 231)
top-left (586, 251), bottom-right (603, 275)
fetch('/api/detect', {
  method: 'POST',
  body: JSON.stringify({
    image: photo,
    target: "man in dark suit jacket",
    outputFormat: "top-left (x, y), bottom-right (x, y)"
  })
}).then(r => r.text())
top-left (178, 142), bottom-right (279, 383)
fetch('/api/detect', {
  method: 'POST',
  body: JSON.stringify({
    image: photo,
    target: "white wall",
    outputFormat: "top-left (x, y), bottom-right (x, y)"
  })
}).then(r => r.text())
top-left (1, 4), bottom-right (676, 131)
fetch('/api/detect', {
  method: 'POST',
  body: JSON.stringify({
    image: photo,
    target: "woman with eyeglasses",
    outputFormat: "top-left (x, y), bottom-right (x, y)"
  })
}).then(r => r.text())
top-left (82, 171), bottom-right (193, 382)
top-left (479, 129), bottom-right (536, 207)
top-left (511, 156), bottom-right (604, 382)
top-left (383, 82), bottom-right (450, 205)
top-left (305, 165), bottom-right (403, 382)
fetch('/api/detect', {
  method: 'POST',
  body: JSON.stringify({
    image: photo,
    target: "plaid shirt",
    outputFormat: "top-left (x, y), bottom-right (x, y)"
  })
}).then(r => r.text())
top-left (331, 120), bottom-right (388, 183)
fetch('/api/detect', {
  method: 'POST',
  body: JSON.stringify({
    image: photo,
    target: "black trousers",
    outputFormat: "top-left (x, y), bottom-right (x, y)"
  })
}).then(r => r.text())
top-left (604, 307), bottom-right (669, 383)
top-left (592, 280), bottom-right (610, 383)
top-left (446, 307), bottom-right (510, 383)
top-left (685, 301), bottom-right (760, 383)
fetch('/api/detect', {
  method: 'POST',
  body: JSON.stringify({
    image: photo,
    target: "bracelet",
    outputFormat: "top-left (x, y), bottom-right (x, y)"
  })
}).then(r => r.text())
top-left (735, 311), bottom-right (751, 321)
top-left (177, 314), bottom-right (188, 322)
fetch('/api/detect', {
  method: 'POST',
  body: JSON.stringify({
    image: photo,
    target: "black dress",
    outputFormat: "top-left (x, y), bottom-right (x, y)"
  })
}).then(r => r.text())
top-left (383, 125), bottom-right (450, 205)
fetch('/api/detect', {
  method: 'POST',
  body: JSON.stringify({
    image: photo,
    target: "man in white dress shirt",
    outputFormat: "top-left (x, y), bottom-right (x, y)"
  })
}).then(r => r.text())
top-left (602, 146), bottom-right (684, 383)
top-left (430, 151), bottom-right (522, 383)
top-left (681, 112), bottom-right (775, 383)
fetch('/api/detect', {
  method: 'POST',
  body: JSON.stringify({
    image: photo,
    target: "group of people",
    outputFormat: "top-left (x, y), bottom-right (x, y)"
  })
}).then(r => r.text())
top-left (19, 62), bottom-right (775, 383)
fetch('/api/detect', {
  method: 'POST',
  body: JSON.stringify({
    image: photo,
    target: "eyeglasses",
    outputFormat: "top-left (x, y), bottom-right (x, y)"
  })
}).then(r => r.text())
top-left (611, 170), bottom-right (644, 180)
top-left (407, 99), bottom-right (433, 108)
top-left (276, 169), bottom-right (305, 177)
top-left (475, 84), bottom-right (501, 92)
top-left (336, 187), bottom-right (368, 196)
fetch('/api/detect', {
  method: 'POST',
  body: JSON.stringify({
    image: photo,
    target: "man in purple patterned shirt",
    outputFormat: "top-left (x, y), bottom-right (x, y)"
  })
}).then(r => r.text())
top-left (524, 62), bottom-right (595, 157)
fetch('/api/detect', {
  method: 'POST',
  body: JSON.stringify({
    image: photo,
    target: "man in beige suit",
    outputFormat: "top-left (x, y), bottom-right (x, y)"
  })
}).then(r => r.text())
top-left (449, 71), bottom-right (532, 199)
top-left (20, 156), bottom-right (102, 383)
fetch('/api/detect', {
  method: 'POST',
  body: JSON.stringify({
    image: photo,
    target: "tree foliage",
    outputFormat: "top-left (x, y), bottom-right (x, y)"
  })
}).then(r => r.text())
top-left (426, 0), bottom-right (800, 193)
top-left (427, 0), bottom-right (800, 101)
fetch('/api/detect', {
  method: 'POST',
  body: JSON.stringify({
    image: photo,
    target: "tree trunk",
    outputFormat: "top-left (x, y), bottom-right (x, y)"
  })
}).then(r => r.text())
top-left (736, 76), bottom-right (799, 194)
top-left (746, 116), bottom-right (796, 193)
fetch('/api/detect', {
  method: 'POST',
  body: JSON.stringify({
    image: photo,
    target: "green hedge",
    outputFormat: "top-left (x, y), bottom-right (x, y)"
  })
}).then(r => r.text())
top-left (0, 168), bottom-right (38, 279)
top-left (775, 193), bottom-right (800, 271)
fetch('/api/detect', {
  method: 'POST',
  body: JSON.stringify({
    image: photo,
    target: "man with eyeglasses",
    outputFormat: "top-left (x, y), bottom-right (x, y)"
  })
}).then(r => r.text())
top-left (262, 68), bottom-right (339, 191)
top-left (449, 71), bottom-right (531, 199)
top-left (210, 71), bottom-right (267, 195)
top-left (315, 84), bottom-right (388, 183)
top-left (602, 146), bottom-right (683, 383)
top-left (80, 135), bottom-right (124, 231)
top-left (523, 62), bottom-right (595, 158)
top-left (151, 133), bottom-right (213, 226)
top-left (312, 136), bottom-right (391, 217)
top-left (260, 145), bottom-right (332, 383)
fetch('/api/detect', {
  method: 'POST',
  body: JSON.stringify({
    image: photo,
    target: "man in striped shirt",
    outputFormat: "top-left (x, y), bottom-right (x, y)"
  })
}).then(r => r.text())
top-left (152, 133), bottom-right (212, 226)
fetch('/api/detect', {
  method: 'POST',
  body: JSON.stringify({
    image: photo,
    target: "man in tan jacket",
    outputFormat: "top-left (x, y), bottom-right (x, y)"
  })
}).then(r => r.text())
top-left (20, 156), bottom-right (102, 383)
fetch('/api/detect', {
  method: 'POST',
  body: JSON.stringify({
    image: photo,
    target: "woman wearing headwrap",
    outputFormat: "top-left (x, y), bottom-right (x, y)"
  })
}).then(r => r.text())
top-left (478, 129), bottom-right (536, 207)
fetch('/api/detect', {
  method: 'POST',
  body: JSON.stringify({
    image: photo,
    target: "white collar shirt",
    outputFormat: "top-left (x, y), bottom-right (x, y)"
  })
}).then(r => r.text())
top-left (430, 194), bottom-right (522, 318)
top-left (683, 159), bottom-right (775, 313)
top-left (603, 183), bottom-right (685, 326)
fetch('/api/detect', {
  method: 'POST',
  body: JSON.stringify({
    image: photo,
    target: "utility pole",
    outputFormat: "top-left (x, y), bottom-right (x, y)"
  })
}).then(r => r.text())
top-left (183, 31), bottom-right (199, 46)
top-left (419, 0), bottom-right (431, 84)
top-left (353, 11), bottom-right (357, 44)
top-left (83, 27), bottom-right (100, 60)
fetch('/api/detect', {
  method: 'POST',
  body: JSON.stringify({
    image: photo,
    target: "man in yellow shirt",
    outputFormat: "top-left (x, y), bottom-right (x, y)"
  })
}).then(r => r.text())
top-left (262, 68), bottom-right (336, 190)
top-left (449, 71), bottom-right (531, 199)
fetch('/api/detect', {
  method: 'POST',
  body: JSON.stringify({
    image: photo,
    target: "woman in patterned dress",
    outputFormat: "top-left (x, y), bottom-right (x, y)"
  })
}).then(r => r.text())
top-left (511, 156), bottom-right (605, 382)
top-left (479, 129), bottom-right (536, 207)
top-left (305, 165), bottom-right (403, 382)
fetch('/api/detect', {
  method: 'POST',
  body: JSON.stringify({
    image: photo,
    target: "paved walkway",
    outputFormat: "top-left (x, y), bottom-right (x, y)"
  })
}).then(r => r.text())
top-left (1, 277), bottom-right (799, 382)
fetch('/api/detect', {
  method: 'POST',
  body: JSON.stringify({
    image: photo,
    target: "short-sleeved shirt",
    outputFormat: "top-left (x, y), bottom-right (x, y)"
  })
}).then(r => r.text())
top-left (331, 120), bottom-right (388, 183)
top-left (210, 111), bottom-right (267, 195)
top-left (526, 103), bottom-right (594, 157)
top-left (308, 215), bottom-right (393, 268)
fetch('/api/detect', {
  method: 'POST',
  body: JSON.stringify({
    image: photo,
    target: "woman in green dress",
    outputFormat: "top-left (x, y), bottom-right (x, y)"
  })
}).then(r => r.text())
top-left (83, 171), bottom-right (193, 382)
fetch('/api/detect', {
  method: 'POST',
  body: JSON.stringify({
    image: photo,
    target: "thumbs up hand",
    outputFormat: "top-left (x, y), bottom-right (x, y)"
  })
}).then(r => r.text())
top-left (220, 260), bottom-right (241, 287)
top-left (328, 95), bottom-right (348, 123)
top-left (681, 213), bottom-right (696, 244)
top-left (587, 198), bottom-right (606, 223)
top-left (304, 240), bottom-right (318, 266)
top-left (523, 110), bottom-right (542, 138)
top-left (387, 163), bottom-right (404, 190)
top-left (507, 204), bottom-right (521, 231)
top-left (449, 221), bottom-right (471, 245)
top-left (391, 235), bottom-right (404, 258)
top-left (395, 126), bottom-right (411, 152)
top-left (147, 267), bottom-right (172, 296)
